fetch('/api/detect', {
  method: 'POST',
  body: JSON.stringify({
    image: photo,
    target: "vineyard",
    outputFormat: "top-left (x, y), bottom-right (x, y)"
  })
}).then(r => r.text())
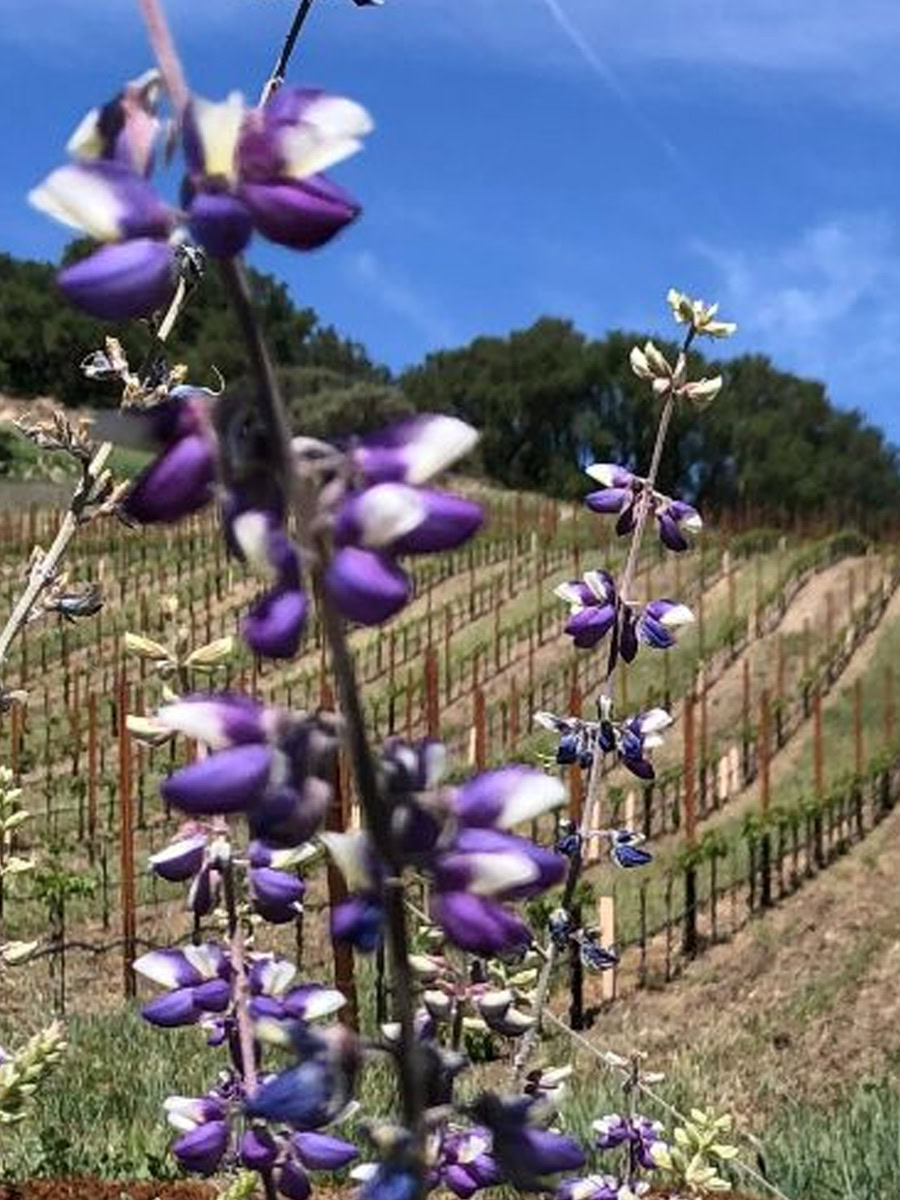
top-left (0, 483), bottom-right (897, 1048)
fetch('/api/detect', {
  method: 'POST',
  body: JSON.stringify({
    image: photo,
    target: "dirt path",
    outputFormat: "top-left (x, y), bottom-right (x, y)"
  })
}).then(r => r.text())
top-left (574, 794), bottom-right (900, 1123)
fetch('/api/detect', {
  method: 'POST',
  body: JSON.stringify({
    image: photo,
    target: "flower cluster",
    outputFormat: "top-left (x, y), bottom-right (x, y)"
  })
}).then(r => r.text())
top-left (535, 700), bottom-right (673, 781)
top-left (30, 77), bottom-right (371, 317)
top-left (554, 571), bottom-right (694, 662)
top-left (584, 463), bottom-right (702, 554)
top-left (324, 747), bottom-right (567, 956)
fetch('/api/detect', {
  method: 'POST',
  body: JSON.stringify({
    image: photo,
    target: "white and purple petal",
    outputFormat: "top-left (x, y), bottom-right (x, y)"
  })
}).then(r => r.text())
top-left (353, 415), bottom-right (479, 485)
top-left (454, 767), bottom-right (566, 830)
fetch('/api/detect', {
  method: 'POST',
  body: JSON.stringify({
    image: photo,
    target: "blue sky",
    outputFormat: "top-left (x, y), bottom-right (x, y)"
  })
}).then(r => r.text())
top-left (3, 0), bottom-right (900, 440)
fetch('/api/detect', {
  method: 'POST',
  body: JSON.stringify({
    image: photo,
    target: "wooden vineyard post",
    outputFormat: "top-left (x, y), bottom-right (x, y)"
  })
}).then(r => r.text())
top-left (118, 675), bottom-right (136, 999)
top-left (88, 692), bottom-right (98, 858)
top-left (320, 678), bottom-right (359, 1029)
top-left (759, 689), bottom-right (772, 908)
top-left (826, 591), bottom-right (835, 647)
top-left (741, 658), bottom-right (751, 782)
top-left (802, 618), bottom-right (811, 683)
top-left (813, 689), bottom-right (825, 868)
top-left (699, 664), bottom-right (708, 814)
top-left (473, 688), bottom-right (487, 770)
top-left (682, 690), bottom-right (698, 958)
top-left (424, 646), bottom-right (440, 739)
top-left (598, 894), bottom-right (616, 1003)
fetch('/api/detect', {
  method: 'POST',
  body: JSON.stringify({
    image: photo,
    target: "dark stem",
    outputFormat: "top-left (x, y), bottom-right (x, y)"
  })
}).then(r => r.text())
top-left (261, 0), bottom-right (318, 103)
top-left (218, 255), bottom-right (425, 1166)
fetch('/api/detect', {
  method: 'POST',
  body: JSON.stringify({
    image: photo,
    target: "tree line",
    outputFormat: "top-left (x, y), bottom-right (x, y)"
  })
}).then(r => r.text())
top-left (1, 247), bottom-right (898, 529)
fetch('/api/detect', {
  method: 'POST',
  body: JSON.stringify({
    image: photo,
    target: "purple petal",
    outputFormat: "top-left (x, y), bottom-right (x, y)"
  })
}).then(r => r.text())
top-left (391, 491), bottom-right (483, 554)
top-left (142, 988), bottom-right (199, 1028)
top-left (325, 547), bottom-right (411, 625)
top-left (241, 1127), bottom-right (279, 1170)
top-left (191, 978), bottom-right (231, 1013)
top-left (58, 238), bottom-right (177, 320)
top-left (243, 586), bottom-right (308, 660)
top-left (565, 605), bottom-right (616, 649)
top-left (585, 488), bottom-right (629, 515)
top-left (124, 432), bottom-right (216, 524)
top-left (156, 694), bottom-right (269, 750)
top-left (521, 1128), bottom-right (586, 1176)
top-left (291, 1131), bottom-right (358, 1170)
top-left (657, 512), bottom-right (687, 552)
top-left (454, 767), bottom-right (565, 830)
top-left (250, 867), bottom-right (304, 922)
top-left (161, 744), bottom-right (273, 815)
top-left (277, 1161), bottom-right (311, 1200)
top-left (149, 833), bottom-right (207, 882)
top-left (187, 189), bottom-right (254, 258)
top-left (173, 1120), bottom-right (230, 1176)
top-left (242, 175), bottom-right (359, 251)
top-left (331, 895), bottom-right (383, 952)
top-left (433, 892), bottom-right (532, 955)
top-left (248, 780), bottom-right (330, 847)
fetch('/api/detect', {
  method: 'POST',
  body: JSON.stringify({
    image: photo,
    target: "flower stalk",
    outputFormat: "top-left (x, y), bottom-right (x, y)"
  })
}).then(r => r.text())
top-left (514, 325), bottom-right (696, 1082)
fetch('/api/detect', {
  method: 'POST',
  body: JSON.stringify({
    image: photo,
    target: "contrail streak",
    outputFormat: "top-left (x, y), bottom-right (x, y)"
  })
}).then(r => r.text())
top-left (536, 0), bottom-right (685, 169)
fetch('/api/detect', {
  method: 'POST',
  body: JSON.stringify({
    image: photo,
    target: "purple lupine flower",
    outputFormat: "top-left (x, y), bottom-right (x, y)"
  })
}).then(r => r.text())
top-left (246, 1024), bottom-right (359, 1129)
top-left (227, 505), bottom-right (308, 659)
top-left (579, 932), bottom-right (619, 973)
top-left (470, 1095), bottom-right (586, 1192)
top-left (240, 1126), bottom-right (279, 1170)
top-left (655, 499), bottom-right (702, 553)
top-left (149, 831), bottom-right (208, 882)
top-left (608, 830), bottom-right (652, 869)
top-left (617, 708), bottom-right (672, 780)
top-left (535, 704), bottom-right (671, 781)
top-left (593, 1113), bottom-right (666, 1171)
top-left (154, 698), bottom-right (337, 837)
top-left (351, 415), bottom-right (479, 486)
top-left (182, 88), bottom-right (371, 258)
top-left (556, 571), bottom-right (618, 650)
top-left (249, 866), bottom-right (305, 924)
top-left (134, 944), bottom-right (232, 1027)
top-left (453, 767), bottom-right (566, 831)
top-left (556, 1175), bottom-right (622, 1200)
top-left (431, 892), bottom-right (533, 957)
top-left (584, 463), bottom-right (702, 555)
top-left (325, 546), bottom-right (412, 625)
top-left (94, 386), bottom-right (218, 524)
top-left (433, 1128), bottom-right (501, 1198)
top-left (29, 160), bottom-right (178, 319)
top-left (636, 599), bottom-right (694, 650)
top-left (172, 1118), bottom-right (230, 1176)
top-left (292, 1131), bottom-right (358, 1170)
top-left (67, 68), bottom-right (162, 177)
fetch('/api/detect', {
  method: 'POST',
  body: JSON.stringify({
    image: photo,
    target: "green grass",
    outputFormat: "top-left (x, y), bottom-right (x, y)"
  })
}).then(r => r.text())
top-left (5, 1002), bottom-right (900, 1199)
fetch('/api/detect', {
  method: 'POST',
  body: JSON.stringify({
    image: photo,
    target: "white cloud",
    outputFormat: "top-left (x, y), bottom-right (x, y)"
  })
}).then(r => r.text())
top-left (345, 248), bottom-right (455, 349)
top-left (693, 213), bottom-right (900, 417)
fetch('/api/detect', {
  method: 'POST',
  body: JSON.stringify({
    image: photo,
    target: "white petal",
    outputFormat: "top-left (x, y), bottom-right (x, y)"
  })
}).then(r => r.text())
top-left (533, 711), bottom-right (562, 731)
top-left (466, 851), bottom-right (538, 896)
top-left (231, 511), bottom-right (275, 579)
top-left (302, 988), bottom-right (347, 1020)
top-left (497, 773), bottom-right (566, 829)
top-left (281, 95), bottom-right (374, 179)
top-left (584, 463), bottom-right (620, 487)
top-left (319, 831), bottom-right (375, 891)
top-left (28, 164), bottom-right (125, 241)
top-left (257, 957), bottom-right (297, 997)
top-left (660, 604), bottom-right (695, 628)
top-left (156, 701), bottom-right (229, 749)
top-left (183, 943), bottom-right (222, 980)
top-left (553, 582), bottom-right (584, 608)
top-left (477, 988), bottom-right (513, 1015)
top-left (66, 107), bottom-right (104, 160)
top-left (583, 570), bottom-right (612, 602)
top-left (401, 416), bottom-right (479, 485)
top-left (133, 951), bottom-right (183, 990)
top-left (192, 92), bottom-right (244, 180)
top-left (638, 708), bottom-right (673, 735)
top-left (682, 511), bottom-right (703, 533)
top-left (353, 483), bottom-right (426, 548)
